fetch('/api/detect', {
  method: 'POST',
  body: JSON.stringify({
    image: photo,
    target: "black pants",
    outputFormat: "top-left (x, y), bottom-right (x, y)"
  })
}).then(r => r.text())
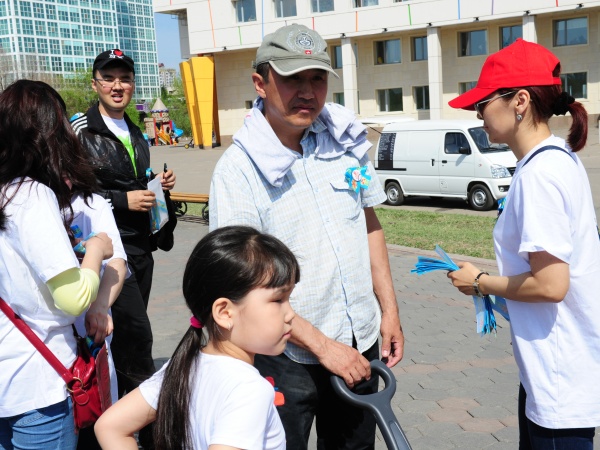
top-left (110, 252), bottom-right (157, 449)
top-left (254, 341), bottom-right (379, 450)
top-left (518, 384), bottom-right (595, 450)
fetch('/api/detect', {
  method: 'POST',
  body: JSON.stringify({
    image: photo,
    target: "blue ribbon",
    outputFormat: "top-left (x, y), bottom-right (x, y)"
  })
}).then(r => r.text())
top-left (411, 245), bottom-right (510, 336)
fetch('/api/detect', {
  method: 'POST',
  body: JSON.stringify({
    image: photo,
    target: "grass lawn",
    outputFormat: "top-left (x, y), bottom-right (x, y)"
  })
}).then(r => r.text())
top-left (374, 207), bottom-right (497, 260)
top-left (184, 203), bottom-right (497, 260)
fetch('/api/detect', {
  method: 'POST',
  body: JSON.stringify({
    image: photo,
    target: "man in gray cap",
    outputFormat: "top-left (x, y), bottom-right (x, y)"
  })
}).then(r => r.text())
top-left (209, 24), bottom-right (404, 449)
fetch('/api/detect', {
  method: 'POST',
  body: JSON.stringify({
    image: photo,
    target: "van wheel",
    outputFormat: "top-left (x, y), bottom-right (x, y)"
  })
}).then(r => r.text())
top-left (385, 181), bottom-right (404, 206)
top-left (469, 184), bottom-right (494, 211)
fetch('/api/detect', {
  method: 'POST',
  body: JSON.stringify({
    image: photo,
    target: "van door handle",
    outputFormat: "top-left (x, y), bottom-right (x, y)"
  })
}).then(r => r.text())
top-left (431, 159), bottom-right (435, 166)
top-left (441, 160), bottom-right (448, 163)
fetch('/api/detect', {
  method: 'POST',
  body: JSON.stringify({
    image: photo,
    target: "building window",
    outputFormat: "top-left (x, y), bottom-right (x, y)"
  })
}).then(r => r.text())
top-left (22, 19), bottom-right (33, 35)
top-left (37, 38), bottom-right (48, 53)
top-left (311, 0), bottom-right (333, 12)
top-left (354, 0), bottom-right (378, 6)
top-left (411, 36), bottom-right (427, 61)
top-left (561, 72), bottom-right (587, 99)
top-left (459, 81), bottom-right (477, 94)
top-left (333, 92), bottom-right (344, 106)
top-left (71, 25), bottom-right (81, 39)
top-left (82, 25), bottom-right (92, 39)
top-left (33, 2), bottom-right (44, 18)
top-left (378, 88), bottom-right (403, 112)
top-left (19, 1), bottom-right (32, 17)
top-left (84, 41), bottom-right (94, 55)
top-left (51, 56), bottom-right (62, 71)
top-left (332, 45), bottom-right (342, 69)
top-left (500, 25), bottom-right (522, 49)
top-left (554, 17), bottom-right (587, 46)
top-left (48, 22), bottom-right (58, 37)
top-left (459, 30), bottom-right (487, 56)
top-left (45, 4), bottom-right (57, 19)
top-left (49, 39), bottom-right (60, 53)
top-left (235, 0), bottom-right (256, 22)
top-left (91, 10), bottom-right (101, 24)
top-left (274, 0), bottom-right (296, 18)
top-left (34, 20), bottom-right (45, 36)
top-left (23, 37), bottom-right (35, 53)
top-left (414, 86), bottom-right (429, 110)
top-left (375, 39), bottom-right (400, 65)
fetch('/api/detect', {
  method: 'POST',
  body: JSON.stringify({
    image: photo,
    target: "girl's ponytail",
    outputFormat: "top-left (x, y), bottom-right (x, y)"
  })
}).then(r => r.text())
top-left (154, 327), bottom-right (204, 450)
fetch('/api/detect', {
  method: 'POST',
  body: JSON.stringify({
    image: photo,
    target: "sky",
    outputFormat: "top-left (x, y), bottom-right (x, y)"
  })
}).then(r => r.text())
top-left (154, 13), bottom-right (183, 71)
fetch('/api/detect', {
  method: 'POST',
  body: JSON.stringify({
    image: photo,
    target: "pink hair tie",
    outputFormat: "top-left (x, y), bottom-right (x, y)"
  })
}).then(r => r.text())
top-left (190, 316), bottom-right (203, 329)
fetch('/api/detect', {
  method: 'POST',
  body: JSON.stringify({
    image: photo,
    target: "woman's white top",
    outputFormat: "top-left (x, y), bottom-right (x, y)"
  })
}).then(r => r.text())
top-left (140, 353), bottom-right (286, 449)
top-left (0, 180), bottom-right (79, 416)
top-left (494, 135), bottom-right (600, 428)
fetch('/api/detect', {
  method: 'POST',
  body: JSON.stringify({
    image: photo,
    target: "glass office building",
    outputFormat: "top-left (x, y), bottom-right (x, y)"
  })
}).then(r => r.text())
top-left (0, 0), bottom-right (160, 100)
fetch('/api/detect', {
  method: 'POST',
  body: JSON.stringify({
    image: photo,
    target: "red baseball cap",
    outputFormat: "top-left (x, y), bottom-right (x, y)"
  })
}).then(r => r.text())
top-left (449, 39), bottom-right (562, 110)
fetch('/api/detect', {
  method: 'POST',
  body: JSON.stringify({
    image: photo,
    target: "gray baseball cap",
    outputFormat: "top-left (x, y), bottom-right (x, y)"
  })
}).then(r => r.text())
top-left (253, 24), bottom-right (339, 78)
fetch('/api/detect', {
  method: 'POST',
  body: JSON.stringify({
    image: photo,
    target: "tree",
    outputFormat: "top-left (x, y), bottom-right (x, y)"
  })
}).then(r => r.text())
top-left (56, 69), bottom-right (97, 119)
top-left (161, 77), bottom-right (191, 136)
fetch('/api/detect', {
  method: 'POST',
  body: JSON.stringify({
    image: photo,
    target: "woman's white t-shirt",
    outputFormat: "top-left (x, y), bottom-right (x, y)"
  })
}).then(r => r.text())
top-left (494, 135), bottom-right (600, 429)
top-left (139, 353), bottom-right (286, 449)
top-left (0, 180), bottom-right (79, 416)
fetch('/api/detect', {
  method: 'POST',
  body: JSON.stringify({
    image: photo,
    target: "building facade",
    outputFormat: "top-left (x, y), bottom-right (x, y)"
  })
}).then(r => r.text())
top-left (0, 0), bottom-right (160, 100)
top-left (154, 0), bottom-right (600, 136)
top-left (158, 63), bottom-right (176, 91)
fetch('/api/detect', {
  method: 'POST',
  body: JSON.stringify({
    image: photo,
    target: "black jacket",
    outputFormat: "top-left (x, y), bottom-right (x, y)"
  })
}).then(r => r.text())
top-left (72, 103), bottom-right (154, 255)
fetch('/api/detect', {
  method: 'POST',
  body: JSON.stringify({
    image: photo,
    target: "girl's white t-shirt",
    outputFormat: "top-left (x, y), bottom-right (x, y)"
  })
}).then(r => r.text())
top-left (139, 353), bottom-right (286, 449)
top-left (71, 192), bottom-right (127, 405)
top-left (0, 180), bottom-right (79, 416)
top-left (494, 135), bottom-right (600, 429)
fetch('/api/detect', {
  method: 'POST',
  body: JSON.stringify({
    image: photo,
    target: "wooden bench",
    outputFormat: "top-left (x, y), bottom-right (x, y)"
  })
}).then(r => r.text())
top-left (169, 192), bottom-right (209, 220)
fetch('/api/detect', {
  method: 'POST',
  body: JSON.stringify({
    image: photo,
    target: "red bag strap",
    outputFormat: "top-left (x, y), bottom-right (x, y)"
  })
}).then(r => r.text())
top-left (0, 296), bottom-right (74, 385)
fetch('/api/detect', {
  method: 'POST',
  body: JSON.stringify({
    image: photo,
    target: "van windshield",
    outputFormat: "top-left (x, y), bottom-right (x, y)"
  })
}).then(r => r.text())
top-left (468, 127), bottom-right (511, 153)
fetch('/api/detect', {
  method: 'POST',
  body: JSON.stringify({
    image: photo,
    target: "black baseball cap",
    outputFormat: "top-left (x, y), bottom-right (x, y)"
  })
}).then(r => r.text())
top-left (93, 49), bottom-right (135, 74)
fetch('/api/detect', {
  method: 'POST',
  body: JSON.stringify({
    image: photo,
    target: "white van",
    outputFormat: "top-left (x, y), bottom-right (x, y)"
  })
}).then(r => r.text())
top-left (374, 120), bottom-right (517, 211)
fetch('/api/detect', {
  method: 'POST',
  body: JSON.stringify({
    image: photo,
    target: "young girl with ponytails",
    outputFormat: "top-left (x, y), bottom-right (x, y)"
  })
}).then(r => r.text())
top-left (95, 226), bottom-right (299, 449)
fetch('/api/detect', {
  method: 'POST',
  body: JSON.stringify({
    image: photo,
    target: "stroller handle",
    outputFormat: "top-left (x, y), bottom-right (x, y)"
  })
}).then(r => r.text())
top-left (330, 360), bottom-right (412, 450)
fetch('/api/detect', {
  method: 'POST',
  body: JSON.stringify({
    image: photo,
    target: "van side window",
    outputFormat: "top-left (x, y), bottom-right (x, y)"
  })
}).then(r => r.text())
top-left (444, 133), bottom-right (470, 154)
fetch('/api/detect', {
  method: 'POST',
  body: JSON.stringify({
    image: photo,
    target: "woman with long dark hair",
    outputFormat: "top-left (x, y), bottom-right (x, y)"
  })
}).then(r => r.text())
top-left (95, 226), bottom-right (299, 449)
top-left (0, 80), bottom-right (113, 449)
top-left (447, 39), bottom-right (600, 448)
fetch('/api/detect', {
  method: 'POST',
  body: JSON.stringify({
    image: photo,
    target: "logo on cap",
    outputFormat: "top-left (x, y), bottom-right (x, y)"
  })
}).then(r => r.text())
top-left (286, 30), bottom-right (324, 55)
top-left (110, 49), bottom-right (125, 59)
top-left (296, 32), bottom-right (315, 50)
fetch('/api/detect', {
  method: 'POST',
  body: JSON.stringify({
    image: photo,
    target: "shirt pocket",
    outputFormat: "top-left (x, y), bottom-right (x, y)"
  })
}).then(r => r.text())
top-left (329, 179), bottom-right (362, 221)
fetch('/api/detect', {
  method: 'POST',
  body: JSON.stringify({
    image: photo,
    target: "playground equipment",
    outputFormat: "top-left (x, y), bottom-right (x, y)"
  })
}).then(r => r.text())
top-left (143, 99), bottom-right (183, 146)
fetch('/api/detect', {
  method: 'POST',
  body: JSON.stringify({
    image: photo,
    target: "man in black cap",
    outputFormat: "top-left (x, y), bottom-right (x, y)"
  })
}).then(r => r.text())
top-left (72, 49), bottom-right (175, 449)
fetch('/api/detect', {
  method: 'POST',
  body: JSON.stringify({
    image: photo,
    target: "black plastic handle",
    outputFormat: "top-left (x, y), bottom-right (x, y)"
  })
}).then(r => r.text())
top-left (330, 360), bottom-right (412, 450)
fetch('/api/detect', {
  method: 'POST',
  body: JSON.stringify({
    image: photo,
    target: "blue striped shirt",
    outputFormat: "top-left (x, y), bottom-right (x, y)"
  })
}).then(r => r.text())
top-left (210, 119), bottom-right (386, 364)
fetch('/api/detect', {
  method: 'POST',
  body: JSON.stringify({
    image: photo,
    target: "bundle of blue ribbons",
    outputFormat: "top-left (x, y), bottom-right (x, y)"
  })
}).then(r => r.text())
top-left (411, 245), bottom-right (510, 336)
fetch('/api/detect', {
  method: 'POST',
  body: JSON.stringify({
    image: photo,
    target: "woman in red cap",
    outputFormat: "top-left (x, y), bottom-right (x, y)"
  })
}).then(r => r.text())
top-left (447, 39), bottom-right (599, 449)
